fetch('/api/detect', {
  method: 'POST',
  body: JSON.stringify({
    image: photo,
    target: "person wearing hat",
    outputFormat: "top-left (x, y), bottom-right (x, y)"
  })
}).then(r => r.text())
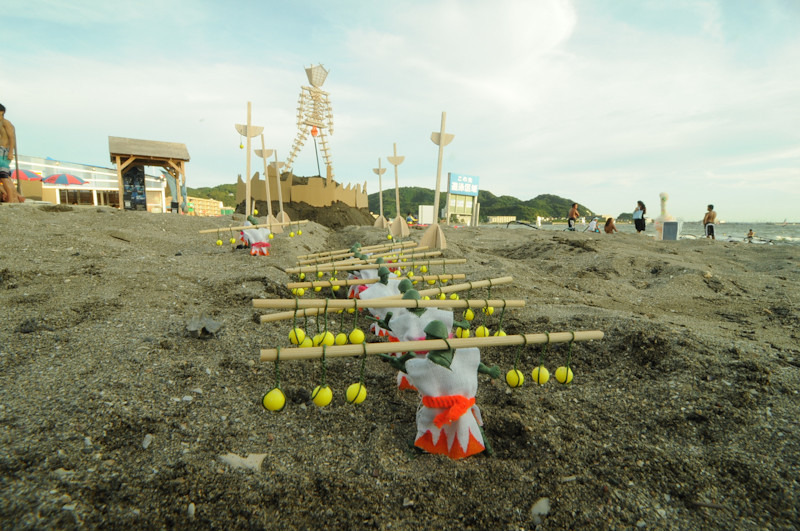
top-left (587, 217), bottom-right (600, 233)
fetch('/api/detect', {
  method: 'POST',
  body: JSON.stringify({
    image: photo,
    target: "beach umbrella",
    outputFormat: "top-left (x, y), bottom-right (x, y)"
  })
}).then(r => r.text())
top-left (43, 174), bottom-right (87, 185)
top-left (11, 169), bottom-right (42, 181)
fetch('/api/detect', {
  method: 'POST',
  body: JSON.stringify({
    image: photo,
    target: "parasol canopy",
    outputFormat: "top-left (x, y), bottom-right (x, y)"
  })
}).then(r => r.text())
top-left (11, 169), bottom-right (42, 181)
top-left (43, 174), bottom-right (88, 185)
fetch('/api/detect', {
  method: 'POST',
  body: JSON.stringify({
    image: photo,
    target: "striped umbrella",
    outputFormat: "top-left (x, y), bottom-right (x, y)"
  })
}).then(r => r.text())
top-left (43, 174), bottom-right (88, 185)
top-left (11, 169), bottom-right (42, 181)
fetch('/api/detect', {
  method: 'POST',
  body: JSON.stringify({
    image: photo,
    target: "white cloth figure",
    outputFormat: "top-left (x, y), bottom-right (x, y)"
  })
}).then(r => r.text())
top-left (406, 347), bottom-right (486, 459)
top-left (387, 307), bottom-right (455, 390)
top-left (239, 222), bottom-right (271, 256)
top-left (359, 278), bottom-right (402, 318)
top-left (347, 268), bottom-right (379, 298)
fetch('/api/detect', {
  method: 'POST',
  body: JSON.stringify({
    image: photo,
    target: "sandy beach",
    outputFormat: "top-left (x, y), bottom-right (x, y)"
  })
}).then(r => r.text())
top-left (1, 203), bottom-right (798, 529)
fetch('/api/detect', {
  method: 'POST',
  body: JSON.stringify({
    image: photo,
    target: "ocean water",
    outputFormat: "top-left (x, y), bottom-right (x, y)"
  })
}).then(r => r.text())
top-left (499, 221), bottom-right (800, 245)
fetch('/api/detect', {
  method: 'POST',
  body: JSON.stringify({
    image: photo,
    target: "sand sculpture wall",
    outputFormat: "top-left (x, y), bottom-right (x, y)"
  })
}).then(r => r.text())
top-left (236, 170), bottom-right (368, 209)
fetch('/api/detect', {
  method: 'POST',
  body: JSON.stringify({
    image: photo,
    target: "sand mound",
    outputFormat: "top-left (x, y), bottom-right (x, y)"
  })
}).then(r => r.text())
top-left (0, 204), bottom-right (798, 528)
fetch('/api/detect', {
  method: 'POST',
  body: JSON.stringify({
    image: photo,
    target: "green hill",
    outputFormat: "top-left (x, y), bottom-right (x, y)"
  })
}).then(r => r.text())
top-left (186, 182), bottom-right (596, 221)
top-left (186, 184), bottom-right (238, 207)
top-left (369, 187), bottom-right (596, 222)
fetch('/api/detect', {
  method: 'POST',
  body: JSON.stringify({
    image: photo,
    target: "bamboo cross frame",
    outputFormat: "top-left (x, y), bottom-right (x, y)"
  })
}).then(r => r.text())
top-left (297, 240), bottom-right (417, 260)
top-left (260, 330), bottom-right (604, 362)
top-left (254, 298), bottom-right (523, 311)
top-left (298, 251), bottom-right (443, 270)
top-left (296, 247), bottom-right (435, 266)
top-left (199, 219), bottom-right (310, 234)
top-left (286, 273), bottom-right (466, 289)
top-left (263, 276), bottom-right (510, 323)
top-left (287, 258), bottom-right (466, 275)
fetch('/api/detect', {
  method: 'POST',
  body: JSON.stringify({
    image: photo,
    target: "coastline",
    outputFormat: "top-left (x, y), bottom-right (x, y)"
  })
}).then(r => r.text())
top-left (1, 205), bottom-right (798, 528)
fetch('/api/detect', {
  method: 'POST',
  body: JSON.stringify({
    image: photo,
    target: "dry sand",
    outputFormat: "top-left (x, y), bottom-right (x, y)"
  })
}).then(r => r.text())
top-left (0, 203), bottom-right (798, 529)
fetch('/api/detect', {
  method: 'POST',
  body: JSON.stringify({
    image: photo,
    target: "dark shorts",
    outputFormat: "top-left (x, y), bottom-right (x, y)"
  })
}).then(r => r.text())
top-left (634, 219), bottom-right (646, 232)
top-left (705, 224), bottom-right (715, 237)
top-left (568, 217), bottom-right (576, 229)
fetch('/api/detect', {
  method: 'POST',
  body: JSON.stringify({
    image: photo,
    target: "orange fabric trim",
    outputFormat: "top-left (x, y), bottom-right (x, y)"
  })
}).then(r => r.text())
top-left (415, 430), bottom-right (485, 459)
top-left (421, 395), bottom-right (476, 428)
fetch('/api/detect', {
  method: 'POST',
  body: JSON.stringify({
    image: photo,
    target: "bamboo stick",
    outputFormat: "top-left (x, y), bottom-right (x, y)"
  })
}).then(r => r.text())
top-left (199, 219), bottom-right (310, 234)
top-left (260, 330), bottom-right (604, 361)
top-left (262, 276), bottom-right (510, 323)
top-left (297, 240), bottom-right (417, 260)
top-left (286, 258), bottom-right (466, 275)
top-left (286, 273), bottom-right (466, 289)
top-left (296, 248), bottom-right (437, 266)
top-left (253, 298), bottom-right (523, 310)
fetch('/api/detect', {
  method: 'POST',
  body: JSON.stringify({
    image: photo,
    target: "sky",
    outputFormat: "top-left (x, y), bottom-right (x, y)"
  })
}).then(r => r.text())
top-left (2, 0), bottom-right (799, 222)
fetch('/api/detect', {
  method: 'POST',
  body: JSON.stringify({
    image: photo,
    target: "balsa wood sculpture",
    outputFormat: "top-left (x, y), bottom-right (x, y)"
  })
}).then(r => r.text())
top-left (234, 102), bottom-right (264, 218)
top-left (421, 112), bottom-right (453, 250)
top-left (387, 143), bottom-right (409, 239)
top-left (254, 135), bottom-right (282, 233)
top-left (372, 158), bottom-right (388, 228)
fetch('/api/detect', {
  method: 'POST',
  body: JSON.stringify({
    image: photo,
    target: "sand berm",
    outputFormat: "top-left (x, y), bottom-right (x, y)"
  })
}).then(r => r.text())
top-left (0, 202), bottom-right (798, 529)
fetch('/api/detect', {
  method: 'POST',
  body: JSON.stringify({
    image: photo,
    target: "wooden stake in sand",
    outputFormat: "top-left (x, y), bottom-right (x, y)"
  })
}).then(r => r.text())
top-left (260, 330), bottom-right (604, 361)
top-left (420, 111), bottom-right (453, 250)
top-left (387, 142), bottom-right (409, 239)
top-left (254, 136), bottom-right (283, 233)
top-left (235, 102), bottom-right (264, 218)
top-left (286, 258), bottom-right (465, 275)
top-left (372, 158), bottom-right (388, 229)
top-left (271, 152), bottom-right (289, 223)
top-left (296, 247), bottom-right (433, 266)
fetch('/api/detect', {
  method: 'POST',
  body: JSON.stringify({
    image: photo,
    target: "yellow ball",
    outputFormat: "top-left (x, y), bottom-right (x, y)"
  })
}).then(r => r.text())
top-left (288, 327), bottom-right (306, 345)
top-left (314, 286), bottom-right (322, 292)
top-left (449, 293), bottom-right (459, 300)
top-left (268, 233), bottom-right (274, 239)
top-left (348, 329), bottom-right (365, 344)
top-left (313, 331), bottom-right (335, 347)
top-left (420, 266), bottom-right (428, 273)
top-left (253, 209), bottom-right (258, 215)
top-left (291, 287), bottom-right (305, 297)
top-left (262, 388), bottom-right (285, 411)
top-left (532, 366), bottom-right (550, 385)
top-left (229, 237), bottom-right (236, 244)
top-left (493, 330), bottom-right (507, 337)
top-left (427, 279), bottom-right (436, 285)
top-left (441, 279), bottom-right (448, 284)
top-left (216, 239), bottom-right (223, 246)
top-left (346, 383), bottom-right (367, 404)
top-left (407, 271), bottom-right (414, 278)
top-left (335, 333), bottom-right (348, 345)
top-left (475, 325), bottom-right (490, 337)
top-left (482, 306), bottom-right (495, 315)
top-left (312, 385), bottom-right (333, 407)
top-left (290, 232), bottom-right (295, 238)
top-left (331, 284), bottom-right (340, 292)
top-left (438, 293), bottom-right (446, 300)
top-left (299, 337), bottom-right (314, 348)
top-left (297, 230), bottom-right (302, 235)
top-left (505, 369), bottom-right (524, 388)
top-left (555, 366), bottom-right (574, 384)
top-left (456, 327), bottom-right (470, 338)
top-left (387, 234), bottom-right (393, 240)
top-left (422, 296), bottom-right (430, 300)
top-left (347, 307), bottom-right (355, 314)
top-left (464, 309), bottom-right (475, 321)
top-left (299, 273), bottom-right (306, 280)
top-left (317, 271), bottom-right (325, 278)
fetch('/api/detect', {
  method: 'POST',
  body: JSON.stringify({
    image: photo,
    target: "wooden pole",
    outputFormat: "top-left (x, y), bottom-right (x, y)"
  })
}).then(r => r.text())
top-left (253, 298), bottom-right (523, 310)
top-left (420, 111), bottom-right (453, 249)
top-left (286, 273), bottom-right (466, 289)
top-left (199, 220), bottom-right (309, 234)
top-left (273, 151), bottom-right (290, 223)
top-left (297, 240), bottom-right (417, 260)
top-left (286, 258), bottom-right (466, 275)
top-left (245, 102), bottom-right (252, 217)
top-left (266, 276), bottom-right (508, 322)
top-left (260, 330), bottom-right (604, 362)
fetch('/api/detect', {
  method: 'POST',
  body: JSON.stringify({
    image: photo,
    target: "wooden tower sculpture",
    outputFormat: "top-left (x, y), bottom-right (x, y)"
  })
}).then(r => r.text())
top-left (285, 64), bottom-right (335, 181)
top-left (372, 158), bottom-right (388, 228)
top-left (420, 112), bottom-right (453, 250)
top-left (387, 143), bottom-right (410, 238)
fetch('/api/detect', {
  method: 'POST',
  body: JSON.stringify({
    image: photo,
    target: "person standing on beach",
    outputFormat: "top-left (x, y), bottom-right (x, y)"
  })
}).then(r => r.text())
top-left (703, 204), bottom-right (717, 239)
top-left (568, 203), bottom-right (579, 231)
top-left (633, 201), bottom-right (646, 233)
top-left (0, 103), bottom-right (22, 203)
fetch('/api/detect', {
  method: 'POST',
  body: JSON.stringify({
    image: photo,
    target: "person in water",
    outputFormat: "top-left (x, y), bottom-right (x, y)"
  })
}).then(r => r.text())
top-left (604, 217), bottom-right (618, 234)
